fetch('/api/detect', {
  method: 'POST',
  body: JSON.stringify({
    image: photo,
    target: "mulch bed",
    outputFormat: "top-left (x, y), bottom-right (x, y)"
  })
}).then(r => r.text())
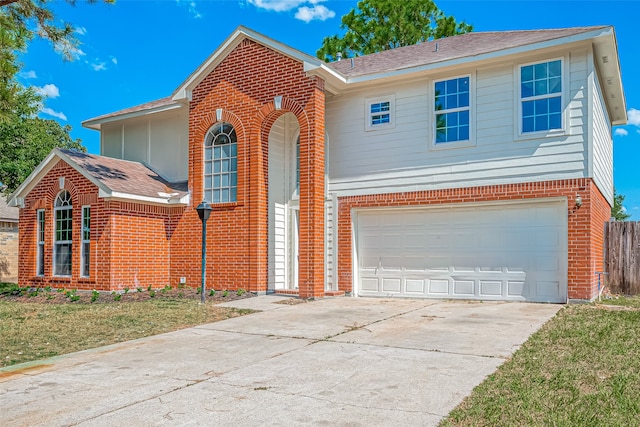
top-left (0, 285), bottom-right (254, 305)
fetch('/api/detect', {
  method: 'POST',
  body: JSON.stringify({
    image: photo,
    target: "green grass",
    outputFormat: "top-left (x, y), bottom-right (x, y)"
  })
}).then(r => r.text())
top-left (441, 296), bottom-right (640, 426)
top-left (0, 299), bottom-right (255, 368)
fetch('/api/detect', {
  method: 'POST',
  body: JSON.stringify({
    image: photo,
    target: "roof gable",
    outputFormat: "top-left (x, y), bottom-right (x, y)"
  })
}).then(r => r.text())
top-left (171, 26), bottom-right (324, 102)
top-left (8, 149), bottom-right (189, 208)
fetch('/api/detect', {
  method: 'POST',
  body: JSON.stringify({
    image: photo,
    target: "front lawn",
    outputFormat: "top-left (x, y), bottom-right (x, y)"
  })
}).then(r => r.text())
top-left (0, 293), bottom-right (255, 368)
top-left (441, 296), bottom-right (640, 426)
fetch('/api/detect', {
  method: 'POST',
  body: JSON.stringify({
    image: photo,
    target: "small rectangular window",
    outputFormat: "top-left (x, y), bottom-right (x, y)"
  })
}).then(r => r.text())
top-left (434, 76), bottom-right (470, 143)
top-left (520, 59), bottom-right (562, 133)
top-left (81, 206), bottom-right (90, 277)
top-left (365, 95), bottom-right (395, 130)
top-left (37, 209), bottom-right (45, 276)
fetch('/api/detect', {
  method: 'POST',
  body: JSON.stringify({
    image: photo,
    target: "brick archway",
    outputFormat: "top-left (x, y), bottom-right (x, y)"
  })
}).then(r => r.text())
top-left (250, 95), bottom-right (325, 298)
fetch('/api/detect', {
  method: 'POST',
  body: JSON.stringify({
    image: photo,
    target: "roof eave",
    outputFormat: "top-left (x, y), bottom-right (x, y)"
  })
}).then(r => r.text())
top-left (340, 27), bottom-right (619, 86)
top-left (99, 190), bottom-right (190, 206)
top-left (82, 102), bottom-right (184, 130)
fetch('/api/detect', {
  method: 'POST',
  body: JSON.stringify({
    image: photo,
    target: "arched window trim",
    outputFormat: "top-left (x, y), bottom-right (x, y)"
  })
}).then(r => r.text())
top-left (204, 122), bottom-right (238, 203)
top-left (54, 190), bottom-right (72, 276)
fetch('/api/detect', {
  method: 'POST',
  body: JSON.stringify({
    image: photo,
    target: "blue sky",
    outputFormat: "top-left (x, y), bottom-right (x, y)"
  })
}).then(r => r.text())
top-left (17, 0), bottom-right (640, 217)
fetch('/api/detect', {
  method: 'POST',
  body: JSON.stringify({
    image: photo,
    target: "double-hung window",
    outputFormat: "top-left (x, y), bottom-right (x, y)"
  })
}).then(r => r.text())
top-left (204, 122), bottom-right (238, 203)
top-left (81, 206), bottom-right (90, 277)
top-left (520, 59), bottom-right (562, 133)
top-left (54, 190), bottom-right (72, 276)
top-left (434, 76), bottom-right (470, 144)
top-left (365, 96), bottom-right (394, 130)
top-left (37, 209), bottom-right (45, 276)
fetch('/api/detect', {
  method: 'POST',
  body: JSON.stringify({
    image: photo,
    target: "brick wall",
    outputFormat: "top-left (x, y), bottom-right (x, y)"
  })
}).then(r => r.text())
top-left (19, 160), bottom-right (184, 291)
top-left (337, 178), bottom-right (609, 301)
top-left (0, 222), bottom-right (18, 283)
top-left (174, 38), bottom-right (325, 297)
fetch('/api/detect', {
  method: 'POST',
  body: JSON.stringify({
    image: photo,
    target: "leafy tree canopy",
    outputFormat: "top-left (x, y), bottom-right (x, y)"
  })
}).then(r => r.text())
top-left (612, 188), bottom-right (631, 221)
top-left (0, 1), bottom-right (105, 194)
top-left (317, 0), bottom-right (472, 61)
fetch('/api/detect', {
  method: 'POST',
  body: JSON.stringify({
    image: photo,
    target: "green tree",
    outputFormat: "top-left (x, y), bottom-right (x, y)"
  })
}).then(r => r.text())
top-left (0, 0), bottom-right (114, 58)
top-left (317, 0), bottom-right (472, 61)
top-left (611, 188), bottom-right (631, 221)
top-left (0, 2), bottom-right (99, 194)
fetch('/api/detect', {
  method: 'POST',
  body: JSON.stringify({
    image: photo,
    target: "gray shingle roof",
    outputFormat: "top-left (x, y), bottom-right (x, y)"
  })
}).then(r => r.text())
top-left (60, 149), bottom-right (188, 200)
top-left (326, 27), bottom-right (609, 77)
top-left (0, 196), bottom-right (19, 221)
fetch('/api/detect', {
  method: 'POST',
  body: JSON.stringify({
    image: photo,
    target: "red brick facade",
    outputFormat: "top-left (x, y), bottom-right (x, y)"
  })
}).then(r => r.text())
top-left (169, 38), bottom-right (326, 298)
top-left (337, 178), bottom-right (610, 301)
top-left (18, 161), bottom-right (183, 291)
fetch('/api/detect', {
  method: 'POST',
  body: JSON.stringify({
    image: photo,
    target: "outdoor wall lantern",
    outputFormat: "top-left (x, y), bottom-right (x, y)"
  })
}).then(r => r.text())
top-left (575, 194), bottom-right (582, 208)
top-left (196, 200), bottom-right (213, 304)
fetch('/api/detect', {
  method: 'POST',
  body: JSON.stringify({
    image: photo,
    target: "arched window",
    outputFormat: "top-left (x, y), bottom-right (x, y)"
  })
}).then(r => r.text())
top-left (204, 122), bottom-right (237, 203)
top-left (54, 190), bottom-right (72, 276)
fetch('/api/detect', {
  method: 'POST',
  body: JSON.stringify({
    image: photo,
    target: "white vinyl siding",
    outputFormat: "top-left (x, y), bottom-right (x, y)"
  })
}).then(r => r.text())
top-left (268, 117), bottom-right (287, 290)
top-left (326, 49), bottom-right (592, 197)
top-left (591, 72), bottom-right (614, 205)
top-left (100, 109), bottom-right (188, 182)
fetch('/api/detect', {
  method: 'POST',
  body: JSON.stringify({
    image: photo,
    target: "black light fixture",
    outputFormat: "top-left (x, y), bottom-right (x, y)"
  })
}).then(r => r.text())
top-left (196, 200), bottom-right (212, 304)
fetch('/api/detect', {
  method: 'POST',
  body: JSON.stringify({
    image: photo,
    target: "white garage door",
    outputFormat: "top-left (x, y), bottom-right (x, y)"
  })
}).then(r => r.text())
top-left (356, 200), bottom-right (567, 303)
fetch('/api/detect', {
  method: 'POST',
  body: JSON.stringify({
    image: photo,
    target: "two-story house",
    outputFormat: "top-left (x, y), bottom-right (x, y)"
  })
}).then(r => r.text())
top-left (9, 25), bottom-right (626, 303)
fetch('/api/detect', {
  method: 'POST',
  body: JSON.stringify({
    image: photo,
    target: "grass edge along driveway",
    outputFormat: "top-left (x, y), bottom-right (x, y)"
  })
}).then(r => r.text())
top-left (441, 296), bottom-right (640, 426)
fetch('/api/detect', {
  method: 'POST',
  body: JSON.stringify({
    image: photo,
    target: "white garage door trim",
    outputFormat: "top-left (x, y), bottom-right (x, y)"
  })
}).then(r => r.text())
top-left (352, 198), bottom-right (568, 303)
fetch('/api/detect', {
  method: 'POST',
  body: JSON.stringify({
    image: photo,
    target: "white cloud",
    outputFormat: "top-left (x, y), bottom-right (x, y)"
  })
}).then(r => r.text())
top-left (75, 26), bottom-right (87, 36)
top-left (41, 107), bottom-right (67, 121)
top-left (246, 0), bottom-right (336, 22)
top-left (35, 84), bottom-right (60, 99)
top-left (295, 4), bottom-right (335, 22)
top-left (19, 70), bottom-right (37, 79)
top-left (628, 108), bottom-right (640, 126)
top-left (111, 57), bottom-right (118, 65)
top-left (247, 0), bottom-right (303, 12)
top-left (614, 128), bottom-right (628, 136)
top-left (92, 62), bottom-right (107, 71)
top-left (176, 0), bottom-right (202, 18)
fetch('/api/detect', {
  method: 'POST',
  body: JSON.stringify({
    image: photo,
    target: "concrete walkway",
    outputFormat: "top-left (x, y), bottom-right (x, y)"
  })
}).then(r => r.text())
top-left (0, 296), bottom-right (561, 426)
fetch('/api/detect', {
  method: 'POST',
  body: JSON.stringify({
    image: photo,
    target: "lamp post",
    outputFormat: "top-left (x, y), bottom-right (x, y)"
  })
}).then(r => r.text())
top-left (196, 200), bottom-right (212, 304)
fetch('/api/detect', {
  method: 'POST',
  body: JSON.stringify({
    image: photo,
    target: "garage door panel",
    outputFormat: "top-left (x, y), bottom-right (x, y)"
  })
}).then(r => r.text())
top-left (382, 278), bottom-right (402, 293)
top-left (428, 279), bottom-right (450, 294)
top-left (361, 277), bottom-right (379, 292)
top-left (507, 281), bottom-right (526, 297)
top-left (356, 201), bottom-right (567, 302)
top-left (479, 281), bottom-right (503, 296)
top-left (406, 279), bottom-right (426, 293)
top-left (453, 280), bottom-right (475, 296)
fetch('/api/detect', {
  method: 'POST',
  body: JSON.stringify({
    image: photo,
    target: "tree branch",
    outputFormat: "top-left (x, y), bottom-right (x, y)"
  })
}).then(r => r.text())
top-left (0, 0), bottom-right (20, 7)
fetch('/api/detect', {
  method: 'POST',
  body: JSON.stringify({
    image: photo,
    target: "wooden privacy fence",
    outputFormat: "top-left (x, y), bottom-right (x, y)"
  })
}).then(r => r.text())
top-left (604, 221), bottom-right (640, 295)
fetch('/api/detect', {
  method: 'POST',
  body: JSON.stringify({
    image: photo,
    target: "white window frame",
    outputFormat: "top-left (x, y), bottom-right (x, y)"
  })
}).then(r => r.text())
top-left (517, 57), bottom-right (566, 138)
top-left (430, 74), bottom-right (475, 150)
top-left (81, 205), bottom-right (90, 278)
top-left (204, 122), bottom-right (238, 204)
top-left (53, 190), bottom-right (72, 277)
top-left (365, 95), bottom-right (395, 131)
top-left (37, 209), bottom-right (45, 276)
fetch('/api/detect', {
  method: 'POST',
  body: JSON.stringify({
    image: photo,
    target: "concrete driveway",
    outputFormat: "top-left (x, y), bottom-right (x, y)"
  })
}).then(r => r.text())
top-left (0, 296), bottom-right (561, 426)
